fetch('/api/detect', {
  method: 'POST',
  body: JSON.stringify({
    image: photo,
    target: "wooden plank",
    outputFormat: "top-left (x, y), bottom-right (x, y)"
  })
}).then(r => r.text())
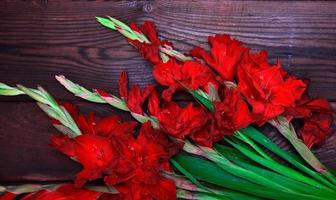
top-left (0, 0), bottom-right (335, 101)
top-left (0, 102), bottom-right (335, 182)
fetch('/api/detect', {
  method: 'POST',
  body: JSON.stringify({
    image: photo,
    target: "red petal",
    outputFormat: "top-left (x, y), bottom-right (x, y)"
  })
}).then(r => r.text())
top-left (0, 193), bottom-right (17, 200)
top-left (119, 71), bottom-right (128, 99)
top-left (148, 89), bottom-right (160, 115)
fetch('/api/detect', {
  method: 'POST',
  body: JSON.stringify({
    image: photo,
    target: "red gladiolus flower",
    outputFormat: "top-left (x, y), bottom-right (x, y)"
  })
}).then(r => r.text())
top-left (299, 113), bottom-right (333, 149)
top-left (113, 122), bottom-right (177, 200)
top-left (285, 97), bottom-right (333, 120)
top-left (152, 102), bottom-right (208, 139)
top-left (243, 49), bottom-right (270, 70)
top-left (117, 72), bottom-right (155, 114)
top-left (128, 21), bottom-right (172, 65)
top-left (190, 87), bottom-right (254, 147)
top-left (51, 104), bottom-right (138, 187)
top-left (190, 115), bottom-right (229, 147)
top-left (153, 59), bottom-right (215, 101)
top-left (20, 184), bottom-right (102, 200)
top-left (285, 97), bottom-right (334, 148)
top-left (128, 84), bottom-right (155, 114)
top-left (190, 34), bottom-right (247, 81)
top-left (51, 103), bottom-right (177, 198)
top-left (214, 87), bottom-right (254, 132)
top-left (237, 59), bottom-right (306, 124)
top-left (51, 134), bottom-right (122, 187)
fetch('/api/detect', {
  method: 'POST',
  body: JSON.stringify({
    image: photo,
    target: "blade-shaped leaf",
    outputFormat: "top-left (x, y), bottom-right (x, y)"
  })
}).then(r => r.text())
top-left (240, 126), bottom-right (336, 190)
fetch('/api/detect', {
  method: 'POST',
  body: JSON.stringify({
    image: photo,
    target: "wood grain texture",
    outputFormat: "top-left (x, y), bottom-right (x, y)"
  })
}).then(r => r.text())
top-left (0, 0), bottom-right (335, 101)
top-left (0, 0), bottom-right (335, 182)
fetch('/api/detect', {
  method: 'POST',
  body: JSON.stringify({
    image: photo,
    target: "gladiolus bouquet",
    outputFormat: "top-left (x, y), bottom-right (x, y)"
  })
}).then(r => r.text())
top-left (0, 17), bottom-right (335, 200)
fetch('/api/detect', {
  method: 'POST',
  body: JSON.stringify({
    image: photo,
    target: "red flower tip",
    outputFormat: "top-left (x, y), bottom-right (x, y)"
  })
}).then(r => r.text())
top-left (128, 21), bottom-right (171, 65)
top-left (127, 84), bottom-right (155, 115)
top-left (95, 89), bottom-right (111, 98)
top-left (190, 34), bottom-right (246, 81)
top-left (119, 71), bottom-right (128, 99)
top-left (148, 89), bottom-right (160, 116)
top-left (19, 184), bottom-right (102, 200)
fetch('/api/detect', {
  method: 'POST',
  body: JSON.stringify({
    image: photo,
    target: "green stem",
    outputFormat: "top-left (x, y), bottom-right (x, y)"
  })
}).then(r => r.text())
top-left (223, 138), bottom-right (336, 196)
top-left (173, 153), bottom-right (325, 200)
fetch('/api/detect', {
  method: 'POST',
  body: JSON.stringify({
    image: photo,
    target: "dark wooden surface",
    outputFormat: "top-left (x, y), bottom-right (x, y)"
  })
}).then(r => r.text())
top-left (0, 0), bottom-right (336, 182)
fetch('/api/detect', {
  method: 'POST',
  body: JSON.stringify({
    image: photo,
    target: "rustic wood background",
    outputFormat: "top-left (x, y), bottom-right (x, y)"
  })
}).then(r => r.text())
top-left (0, 0), bottom-right (335, 183)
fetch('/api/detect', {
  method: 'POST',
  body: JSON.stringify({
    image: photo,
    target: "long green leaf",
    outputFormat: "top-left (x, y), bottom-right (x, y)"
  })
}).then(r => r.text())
top-left (223, 138), bottom-right (335, 195)
top-left (173, 153), bottom-right (323, 200)
top-left (231, 157), bottom-right (336, 199)
top-left (241, 126), bottom-right (336, 190)
top-left (171, 159), bottom-right (236, 200)
top-left (234, 130), bottom-right (273, 161)
top-left (198, 144), bottom-right (298, 194)
top-left (216, 141), bottom-right (335, 198)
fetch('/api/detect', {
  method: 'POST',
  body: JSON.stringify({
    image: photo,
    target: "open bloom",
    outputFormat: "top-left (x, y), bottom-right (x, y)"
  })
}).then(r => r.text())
top-left (51, 103), bottom-right (138, 187)
top-left (214, 87), bottom-right (254, 132)
top-left (113, 122), bottom-right (176, 200)
top-left (51, 103), bottom-right (177, 199)
top-left (299, 113), bottom-right (333, 149)
top-left (51, 134), bottom-right (122, 187)
top-left (284, 97), bottom-right (332, 120)
top-left (190, 34), bottom-right (247, 81)
top-left (285, 97), bottom-right (334, 148)
top-left (189, 115), bottom-right (227, 147)
top-left (190, 86), bottom-right (254, 147)
top-left (128, 21), bottom-right (172, 65)
top-left (237, 58), bottom-right (306, 124)
top-left (118, 71), bottom-right (155, 114)
top-left (153, 59), bottom-right (217, 101)
top-left (150, 99), bottom-right (208, 139)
